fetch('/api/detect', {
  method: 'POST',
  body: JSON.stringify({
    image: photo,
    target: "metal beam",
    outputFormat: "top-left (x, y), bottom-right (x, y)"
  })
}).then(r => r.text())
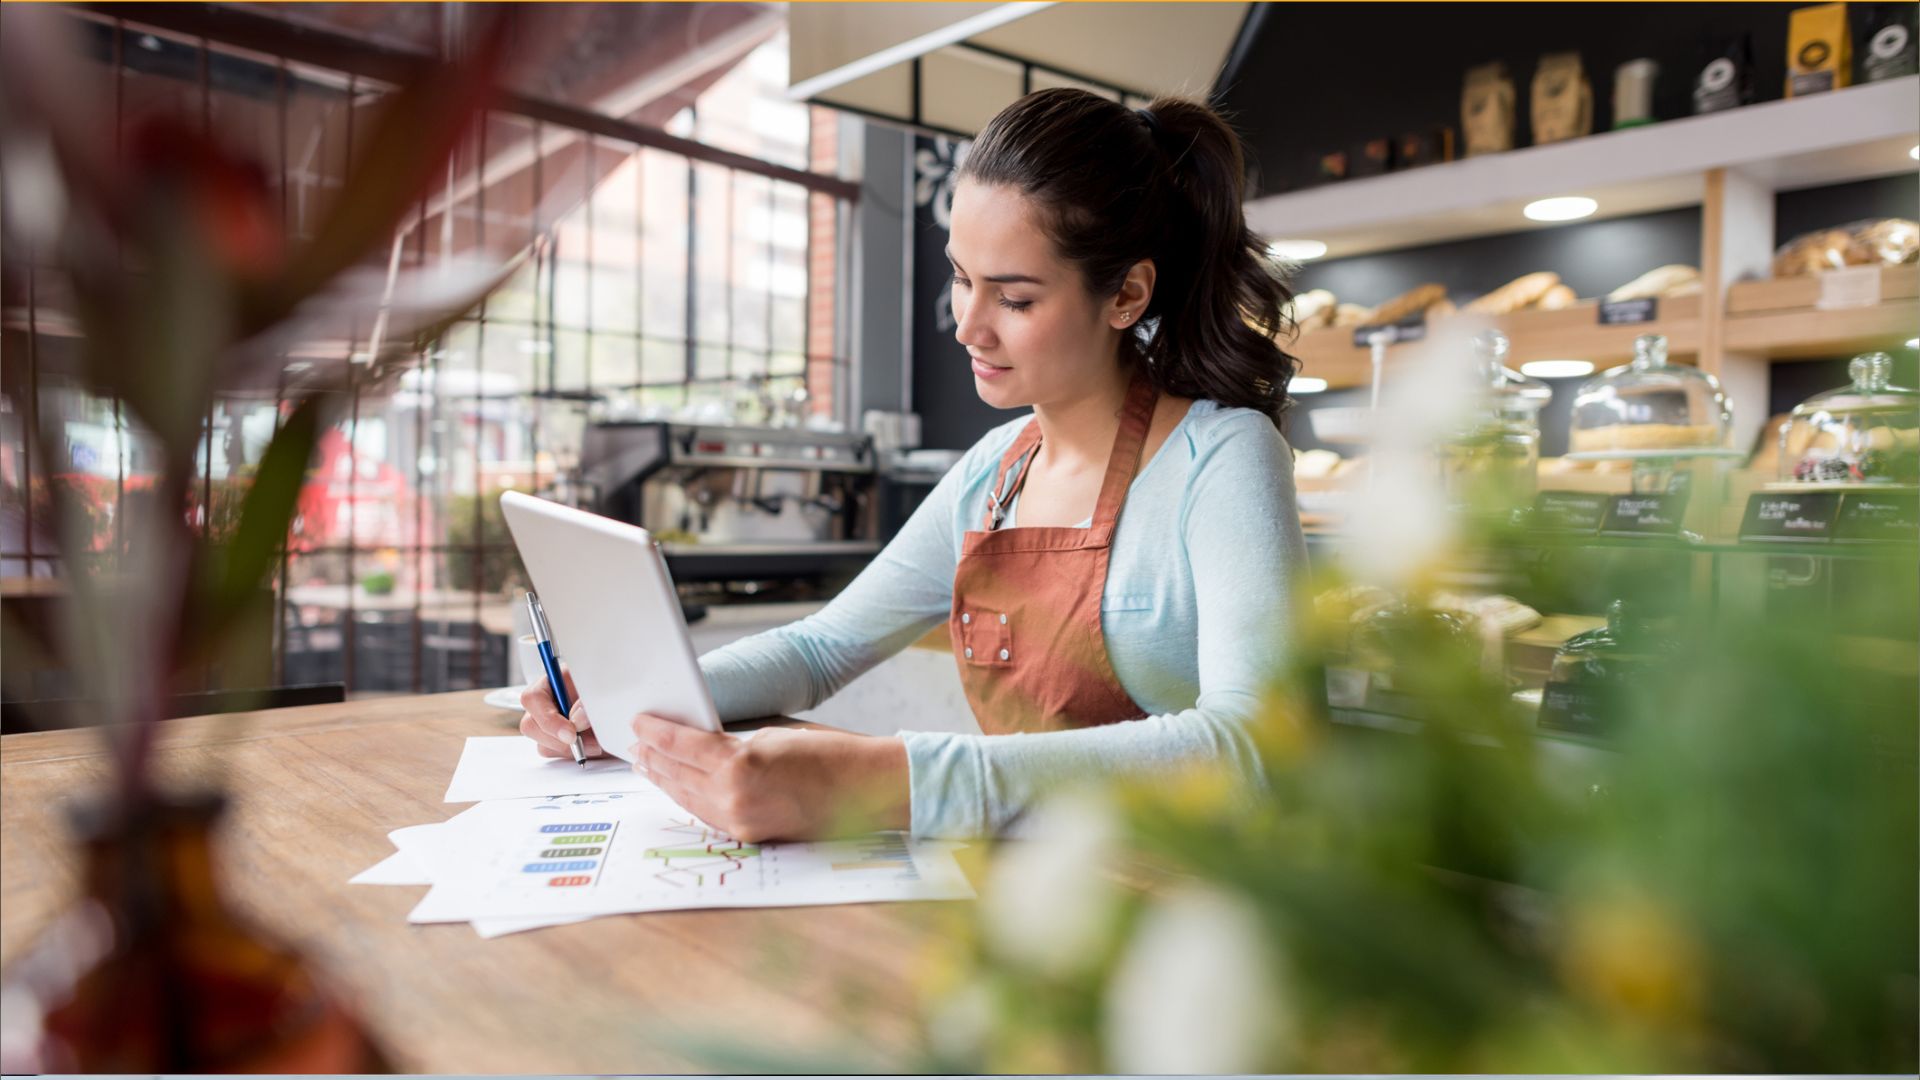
top-left (70, 2), bottom-right (861, 202)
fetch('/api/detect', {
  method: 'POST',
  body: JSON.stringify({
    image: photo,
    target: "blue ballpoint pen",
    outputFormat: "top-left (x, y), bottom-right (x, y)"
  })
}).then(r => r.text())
top-left (525, 591), bottom-right (585, 766)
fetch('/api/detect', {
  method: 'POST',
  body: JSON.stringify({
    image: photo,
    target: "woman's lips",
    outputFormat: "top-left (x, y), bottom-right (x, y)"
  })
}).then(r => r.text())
top-left (971, 357), bottom-right (1010, 380)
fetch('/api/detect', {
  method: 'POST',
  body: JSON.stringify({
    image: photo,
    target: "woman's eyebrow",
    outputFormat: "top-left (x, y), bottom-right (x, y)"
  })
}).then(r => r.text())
top-left (946, 246), bottom-right (1044, 285)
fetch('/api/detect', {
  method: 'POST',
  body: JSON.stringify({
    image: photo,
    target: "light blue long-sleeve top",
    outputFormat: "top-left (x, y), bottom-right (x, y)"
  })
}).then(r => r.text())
top-left (697, 398), bottom-right (1308, 838)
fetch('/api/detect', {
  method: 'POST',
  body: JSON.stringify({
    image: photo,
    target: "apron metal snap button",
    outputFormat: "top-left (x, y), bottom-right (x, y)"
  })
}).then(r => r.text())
top-left (962, 613), bottom-right (971, 625)
top-left (964, 647), bottom-right (974, 659)
top-left (999, 613), bottom-right (1007, 624)
top-left (999, 648), bottom-right (1009, 660)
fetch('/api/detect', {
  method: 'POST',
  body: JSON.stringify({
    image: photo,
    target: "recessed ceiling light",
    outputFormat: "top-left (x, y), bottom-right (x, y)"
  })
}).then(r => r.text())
top-left (1907, 336), bottom-right (1919, 349)
top-left (1524, 196), bottom-right (1598, 222)
top-left (1291, 376), bottom-right (1329, 394)
top-left (1910, 144), bottom-right (1919, 161)
top-left (1268, 239), bottom-right (1328, 262)
top-left (1520, 359), bottom-right (1595, 379)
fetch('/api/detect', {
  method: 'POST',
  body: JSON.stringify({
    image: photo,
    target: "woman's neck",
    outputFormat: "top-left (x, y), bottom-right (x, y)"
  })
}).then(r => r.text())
top-left (1030, 359), bottom-right (1133, 474)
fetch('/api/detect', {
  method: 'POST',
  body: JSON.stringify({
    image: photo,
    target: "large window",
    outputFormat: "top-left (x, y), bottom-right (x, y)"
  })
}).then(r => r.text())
top-left (1, 13), bottom-right (854, 703)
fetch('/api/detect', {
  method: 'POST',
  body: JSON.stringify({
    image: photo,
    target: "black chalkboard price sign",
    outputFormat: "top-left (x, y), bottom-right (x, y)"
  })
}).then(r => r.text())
top-left (1599, 492), bottom-right (1689, 536)
top-left (1531, 491), bottom-right (1609, 533)
top-left (1537, 680), bottom-right (1612, 736)
top-left (1738, 490), bottom-right (1844, 543)
top-left (1834, 489), bottom-right (1920, 544)
top-left (1597, 297), bottom-right (1658, 325)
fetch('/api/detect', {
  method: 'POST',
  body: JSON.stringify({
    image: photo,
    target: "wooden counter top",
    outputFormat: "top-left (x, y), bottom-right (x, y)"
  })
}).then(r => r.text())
top-left (0, 691), bottom-right (973, 1072)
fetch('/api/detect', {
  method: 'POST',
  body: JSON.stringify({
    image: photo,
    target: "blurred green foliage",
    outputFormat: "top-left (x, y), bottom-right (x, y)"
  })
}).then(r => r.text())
top-left (929, 517), bottom-right (1917, 1073)
top-left (444, 489), bottom-right (526, 596)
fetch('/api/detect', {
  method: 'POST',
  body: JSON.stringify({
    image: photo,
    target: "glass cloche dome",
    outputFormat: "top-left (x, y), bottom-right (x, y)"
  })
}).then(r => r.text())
top-left (1569, 334), bottom-right (1732, 454)
top-left (1778, 352), bottom-right (1920, 486)
top-left (1439, 329), bottom-right (1552, 507)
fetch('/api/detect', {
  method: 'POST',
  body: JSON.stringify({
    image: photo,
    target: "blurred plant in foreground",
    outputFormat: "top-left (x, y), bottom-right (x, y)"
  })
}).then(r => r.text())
top-left (921, 325), bottom-right (1917, 1073)
top-left (0, 5), bottom-right (521, 783)
top-left (0, 7), bottom-right (525, 1070)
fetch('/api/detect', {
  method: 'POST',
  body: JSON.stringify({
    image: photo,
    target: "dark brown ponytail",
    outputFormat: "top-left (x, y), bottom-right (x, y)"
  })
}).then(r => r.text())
top-left (958, 88), bottom-right (1299, 423)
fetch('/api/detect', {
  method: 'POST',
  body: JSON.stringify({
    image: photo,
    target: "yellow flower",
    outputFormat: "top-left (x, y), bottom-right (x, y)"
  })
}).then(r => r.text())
top-left (1560, 892), bottom-right (1702, 1026)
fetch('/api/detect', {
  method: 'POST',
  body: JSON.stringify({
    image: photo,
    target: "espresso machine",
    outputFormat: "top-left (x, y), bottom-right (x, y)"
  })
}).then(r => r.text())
top-left (579, 421), bottom-right (880, 602)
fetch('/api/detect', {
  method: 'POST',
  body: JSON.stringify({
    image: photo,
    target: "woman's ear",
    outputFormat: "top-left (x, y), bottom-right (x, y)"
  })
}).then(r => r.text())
top-left (1111, 259), bottom-right (1156, 329)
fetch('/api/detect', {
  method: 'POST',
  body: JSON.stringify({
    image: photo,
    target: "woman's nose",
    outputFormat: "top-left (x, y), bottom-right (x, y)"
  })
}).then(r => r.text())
top-left (953, 292), bottom-right (994, 349)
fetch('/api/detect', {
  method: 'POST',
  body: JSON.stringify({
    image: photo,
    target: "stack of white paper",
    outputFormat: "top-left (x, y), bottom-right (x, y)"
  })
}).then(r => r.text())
top-left (350, 736), bottom-right (972, 937)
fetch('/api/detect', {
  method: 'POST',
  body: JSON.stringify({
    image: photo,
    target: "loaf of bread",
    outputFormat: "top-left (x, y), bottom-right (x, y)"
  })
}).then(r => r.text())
top-left (1332, 303), bottom-right (1372, 327)
top-left (1535, 283), bottom-right (1578, 310)
top-left (1426, 297), bottom-right (1459, 321)
top-left (1855, 218), bottom-right (1919, 265)
top-left (1464, 271), bottom-right (1560, 314)
top-left (1366, 283), bottom-right (1449, 325)
top-left (1287, 289), bottom-right (1338, 330)
top-left (1293, 448), bottom-right (1343, 479)
top-left (1570, 422), bottom-right (1725, 452)
top-left (1772, 229), bottom-right (1864, 277)
top-left (1430, 591), bottom-right (1544, 635)
top-left (1606, 264), bottom-right (1700, 301)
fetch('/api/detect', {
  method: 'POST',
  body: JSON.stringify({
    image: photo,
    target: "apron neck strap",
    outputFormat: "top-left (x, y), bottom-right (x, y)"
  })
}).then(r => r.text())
top-left (983, 371), bottom-right (1160, 532)
top-left (1088, 371), bottom-right (1161, 527)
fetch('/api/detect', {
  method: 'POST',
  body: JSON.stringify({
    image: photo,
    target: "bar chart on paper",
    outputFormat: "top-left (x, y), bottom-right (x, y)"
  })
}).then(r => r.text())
top-left (407, 790), bottom-right (972, 924)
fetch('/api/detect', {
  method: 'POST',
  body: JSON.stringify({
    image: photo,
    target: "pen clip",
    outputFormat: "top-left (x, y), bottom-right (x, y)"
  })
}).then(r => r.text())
top-left (525, 591), bottom-right (553, 643)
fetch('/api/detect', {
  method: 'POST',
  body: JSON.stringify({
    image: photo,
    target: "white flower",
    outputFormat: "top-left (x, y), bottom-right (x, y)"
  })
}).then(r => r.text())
top-left (1341, 319), bottom-right (1494, 587)
top-left (1103, 885), bottom-right (1289, 1074)
top-left (924, 977), bottom-right (995, 1065)
top-left (979, 791), bottom-right (1123, 979)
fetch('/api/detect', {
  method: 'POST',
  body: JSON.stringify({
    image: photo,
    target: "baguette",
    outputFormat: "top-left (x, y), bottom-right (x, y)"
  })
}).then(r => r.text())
top-left (1286, 289), bottom-right (1337, 330)
top-left (1365, 282), bottom-right (1448, 325)
top-left (1606, 264), bottom-right (1699, 301)
top-left (1534, 283), bottom-right (1578, 310)
top-left (1464, 271), bottom-right (1560, 314)
top-left (1332, 302), bottom-right (1371, 327)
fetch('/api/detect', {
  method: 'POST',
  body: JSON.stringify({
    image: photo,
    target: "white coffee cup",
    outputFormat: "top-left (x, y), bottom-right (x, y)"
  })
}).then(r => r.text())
top-left (513, 633), bottom-right (547, 691)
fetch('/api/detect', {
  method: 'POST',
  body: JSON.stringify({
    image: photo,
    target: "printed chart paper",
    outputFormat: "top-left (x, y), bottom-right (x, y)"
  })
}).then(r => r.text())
top-left (443, 735), bottom-right (659, 803)
top-left (407, 790), bottom-right (973, 924)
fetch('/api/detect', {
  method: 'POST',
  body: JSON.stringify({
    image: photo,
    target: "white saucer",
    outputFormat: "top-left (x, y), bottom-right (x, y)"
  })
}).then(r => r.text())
top-left (483, 685), bottom-right (528, 711)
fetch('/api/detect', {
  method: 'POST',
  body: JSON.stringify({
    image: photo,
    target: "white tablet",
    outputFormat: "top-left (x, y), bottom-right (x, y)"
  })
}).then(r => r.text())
top-left (498, 491), bottom-right (723, 761)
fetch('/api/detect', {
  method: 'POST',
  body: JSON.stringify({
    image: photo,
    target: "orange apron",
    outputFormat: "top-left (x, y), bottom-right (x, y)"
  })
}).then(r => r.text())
top-left (949, 372), bottom-right (1159, 734)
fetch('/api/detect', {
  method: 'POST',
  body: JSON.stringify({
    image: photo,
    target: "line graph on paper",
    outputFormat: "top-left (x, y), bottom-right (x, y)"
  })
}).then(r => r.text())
top-left (641, 819), bottom-right (763, 888)
top-left (408, 795), bottom-right (976, 923)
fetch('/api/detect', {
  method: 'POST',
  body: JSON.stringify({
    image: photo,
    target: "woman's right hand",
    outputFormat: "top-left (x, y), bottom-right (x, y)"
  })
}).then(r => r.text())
top-left (519, 665), bottom-right (604, 759)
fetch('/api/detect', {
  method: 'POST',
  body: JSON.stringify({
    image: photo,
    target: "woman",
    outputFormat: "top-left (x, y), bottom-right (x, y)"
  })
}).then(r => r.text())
top-left (520, 88), bottom-right (1307, 841)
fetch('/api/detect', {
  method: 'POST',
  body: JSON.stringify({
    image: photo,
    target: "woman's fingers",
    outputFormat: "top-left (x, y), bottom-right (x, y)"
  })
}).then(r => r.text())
top-left (644, 761), bottom-right (731, 835)
top-left (629, 713), bottom-right (730, 773)
top-left (519, 711), bottom-right (570, 757)
top-left (519, 713), bottom-right (604, 759)
top-left (518, 676), bottom-right (602, 757)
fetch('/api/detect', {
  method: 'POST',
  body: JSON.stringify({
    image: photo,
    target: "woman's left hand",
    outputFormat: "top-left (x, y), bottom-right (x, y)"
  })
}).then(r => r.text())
top-left (627, 715), bottom-right (911, 842)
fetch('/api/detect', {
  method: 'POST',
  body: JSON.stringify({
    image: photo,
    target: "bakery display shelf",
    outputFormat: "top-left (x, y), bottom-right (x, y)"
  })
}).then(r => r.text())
top-left (1725, 264), bottom-right (1919, 314)
top-left (1245, 77), bottom-right (1918, 259)
top-left (1561, 448), bottom-right (1747, 462)
top-left (1291, 296), bottom-right (1704, 391)
top-left (1723, 265), bottom-right (1920, 361)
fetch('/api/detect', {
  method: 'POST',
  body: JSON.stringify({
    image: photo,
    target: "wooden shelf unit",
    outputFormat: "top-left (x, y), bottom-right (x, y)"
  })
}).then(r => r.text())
top-left (1722, 265), bottom-right (1920, 360)
top-left (1246, 77), bottom-right (1917, 259)
top-left (1291, 296), bottom-right (1705, 391)
top-left (1273, 79), bottom-right (1917, 445)
top-left (1290, 264), bottom-right (1917, 391)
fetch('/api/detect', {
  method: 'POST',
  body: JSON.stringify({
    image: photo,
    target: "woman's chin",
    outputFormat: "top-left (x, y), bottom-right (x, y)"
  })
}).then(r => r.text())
top-left (973, 375), bottom-right (1024, 408)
